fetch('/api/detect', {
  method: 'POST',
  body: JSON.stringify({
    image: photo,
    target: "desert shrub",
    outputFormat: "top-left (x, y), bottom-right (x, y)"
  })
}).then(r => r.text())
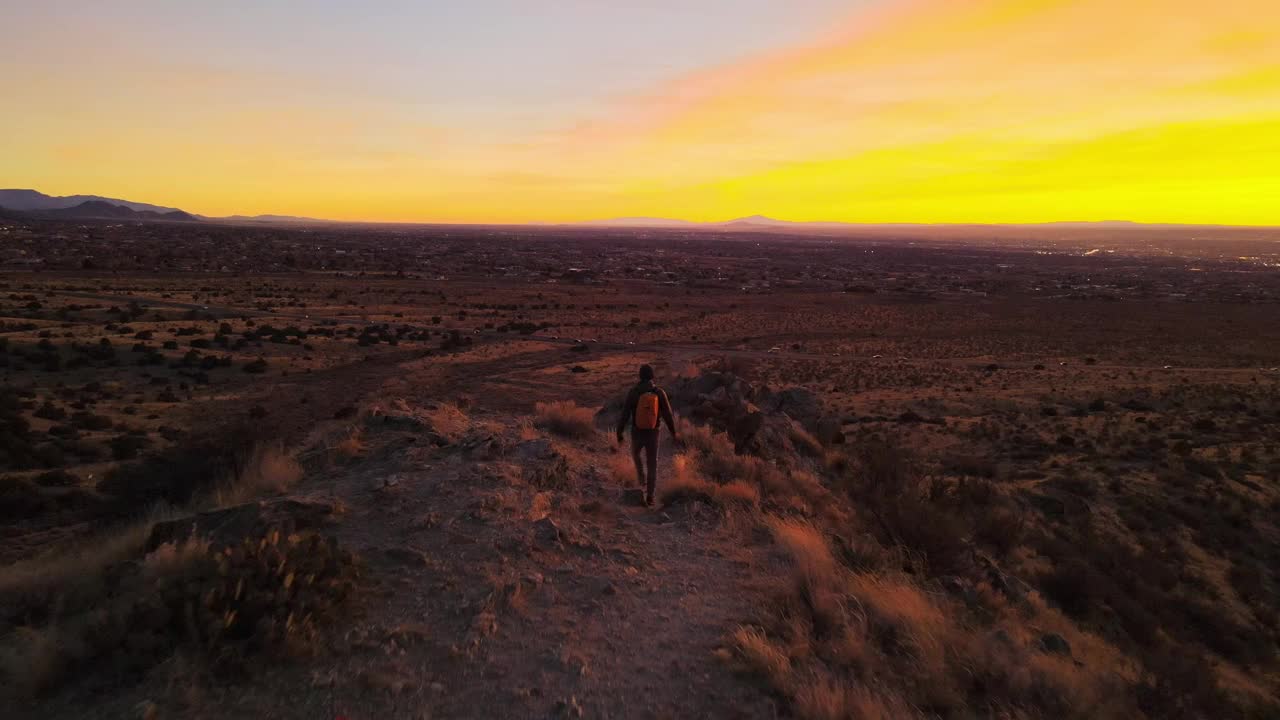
top-left (1040, 558), bottom-right (1103, 619)
top-left (69, 411), bottom-right (112, 431)
top-left (973, 507), bottom-right (1026, 556)
top-left (677, 423), bottom-right (834, 514)
top-left (109, 433), bottom-right (151, 460)
top-left (840, 439), bottom-right (971, 575)
top-left (524, 453), bottom-right (573, 490)
top-left (97, 421), bottom-right (271, 506)
top-left (213, 444), bottom-right (303, 506)
top-left (0, 476), bottom-right (47, 522)
top-left (533, 400), bottom-right (596, 439)
top-left (32, 402), bottom-right (65, 421)
top-left (1136, 649), bottom-right (1240, 720)
top-left (0, 528), bottom-right (360, 698)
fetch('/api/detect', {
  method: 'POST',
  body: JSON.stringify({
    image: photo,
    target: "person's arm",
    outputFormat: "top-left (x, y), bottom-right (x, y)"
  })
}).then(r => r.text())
top-left (616, 387), bottom-right (637, 439)
top-left (658, 388), bottom-right (678, 439)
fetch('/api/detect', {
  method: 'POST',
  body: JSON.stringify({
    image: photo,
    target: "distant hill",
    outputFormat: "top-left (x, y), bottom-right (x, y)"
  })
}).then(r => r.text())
top-left (213, 214), bottom-right (331, 224)
top-left (579, 216), bottom-right (1262, 234)
top-left (0, 199), bottom-right (199, 222)
top-left (581, 215), bottom-right (875, 231)
top-left (54, 200), bottom-right (199, 222)
top-left (578, 217), bottom-right (701, 228)
top-left (0, 189), bottom-right (185, 214)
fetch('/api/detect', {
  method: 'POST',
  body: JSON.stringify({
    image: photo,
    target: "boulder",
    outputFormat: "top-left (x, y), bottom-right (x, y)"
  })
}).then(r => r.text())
top-left (1039, 633), bottom-right (1072, 656)
top-left (761, 387), bottom-right (823, 429)
top-left (146, 497), bottom-right (340, 551)
top-left (727, 407), bottom-right (766, 453)
top-left (515, 438), bottom-right (556, 462)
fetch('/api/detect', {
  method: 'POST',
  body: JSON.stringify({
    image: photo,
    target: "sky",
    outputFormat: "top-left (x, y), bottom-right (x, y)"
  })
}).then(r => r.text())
top-left (2, 0), bottom-right (1278, 224)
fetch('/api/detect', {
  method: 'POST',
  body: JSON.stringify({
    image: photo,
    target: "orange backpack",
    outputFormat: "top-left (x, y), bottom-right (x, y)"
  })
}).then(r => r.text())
top-left (634, 390), bottom-right (661, 430)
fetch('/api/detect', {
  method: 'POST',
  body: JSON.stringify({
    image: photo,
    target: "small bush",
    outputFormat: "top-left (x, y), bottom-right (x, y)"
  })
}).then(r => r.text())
top-left (97, 422), bottom-right (269, 506)
top-left (533, 401), bottom-right (596, 439)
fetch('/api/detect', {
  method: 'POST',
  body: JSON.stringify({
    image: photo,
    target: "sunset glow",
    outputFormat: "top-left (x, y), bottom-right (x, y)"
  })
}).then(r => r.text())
top-left (3, 0), bottom-right (1278, 224)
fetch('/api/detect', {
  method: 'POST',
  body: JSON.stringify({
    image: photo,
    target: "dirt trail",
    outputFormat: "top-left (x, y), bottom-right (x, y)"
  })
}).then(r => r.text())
top-left (130, 389), bottom-right (781, 719)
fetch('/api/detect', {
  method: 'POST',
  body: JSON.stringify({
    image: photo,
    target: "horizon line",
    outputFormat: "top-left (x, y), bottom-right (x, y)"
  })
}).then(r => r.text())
top-left (6, 189), bottom-right (1280, 230)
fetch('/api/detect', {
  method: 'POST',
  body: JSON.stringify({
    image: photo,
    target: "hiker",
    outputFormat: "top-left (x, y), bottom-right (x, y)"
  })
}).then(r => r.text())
top-left (616, 364), bottom-right (679, 506)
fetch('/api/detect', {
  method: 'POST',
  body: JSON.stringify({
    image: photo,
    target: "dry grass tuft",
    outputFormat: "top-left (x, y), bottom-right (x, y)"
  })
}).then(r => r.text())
top-left (732, 626), bottom-right (793, 692)
top-left (658, 455), bottom-right (717, 505)
top-left (714, 480), bottom-right (761, 507)
top-left (606, 450), bottom-right (637, 487)
top-left (847, 573), bottom-right (948, 672)
top-left (658, 455), bottom-right (762, 509)
top-left (142, 537), bottom-right (212, 580)
top-left (216, 444), bottom-right (302, 506)
top-left (418, 401), bottom-right (470, 441)
top-left (767, 517), bottom-right (838, 592)
top-left (680, 424), bottom-right (829, 509)
top-left (533, 400), bottom-right (597, 440)
top-left (0, 505), bottom-right (179, 613)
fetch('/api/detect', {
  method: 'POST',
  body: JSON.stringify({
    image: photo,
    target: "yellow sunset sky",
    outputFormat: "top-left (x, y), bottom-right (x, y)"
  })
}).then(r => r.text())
top-left (3, 0), bottom-right (1278, 224)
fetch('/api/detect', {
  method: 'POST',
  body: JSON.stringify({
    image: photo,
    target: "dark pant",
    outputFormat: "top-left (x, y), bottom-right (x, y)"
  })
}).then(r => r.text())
top-left (630, 429), bottom-right (659, 499)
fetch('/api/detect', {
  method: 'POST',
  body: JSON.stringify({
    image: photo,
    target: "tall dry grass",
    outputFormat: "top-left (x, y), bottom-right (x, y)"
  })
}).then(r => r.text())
top-left (0, 433), bottom-right (314, 700)
top-left (680, 424), bottom-right (829, 510)
top-left (0, 504), bottom-right (182, 615)
top-left (731, 510), bottom-right (1134, 720)
top-left (214, 444), bottom-right (303, 506)
top-left (533, 401), bottom-right (597, 439)
top-left (658, 454), bottom-right (761, 509)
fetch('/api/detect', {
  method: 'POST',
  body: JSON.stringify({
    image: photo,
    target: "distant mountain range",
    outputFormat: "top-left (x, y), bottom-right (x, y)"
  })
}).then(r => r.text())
top-left (217, 214), bottom-right (329, 224)
top-left (1, 189), bottom-right (1264, 232)
top-left (0, 189), bottom-right (326, 224)
top-left (0, 189), bottom-right (187, 215)
top-left (577, 215), bottom-right (1153, 231)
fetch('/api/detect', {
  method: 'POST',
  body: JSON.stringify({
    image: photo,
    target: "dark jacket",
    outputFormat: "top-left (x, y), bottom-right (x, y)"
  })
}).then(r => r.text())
top-left (617, 380), bottom-right (677, 435)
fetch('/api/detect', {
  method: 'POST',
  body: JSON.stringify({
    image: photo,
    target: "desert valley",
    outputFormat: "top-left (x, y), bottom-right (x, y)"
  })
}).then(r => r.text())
top-left (0, 209), bottom-right (1277, 718)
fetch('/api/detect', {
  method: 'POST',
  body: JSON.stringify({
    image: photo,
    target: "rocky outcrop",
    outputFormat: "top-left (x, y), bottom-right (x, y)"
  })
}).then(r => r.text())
top-left (668, 371), bottom-right (839, 456)
top-left (146, 496), bottom-right (341, 551)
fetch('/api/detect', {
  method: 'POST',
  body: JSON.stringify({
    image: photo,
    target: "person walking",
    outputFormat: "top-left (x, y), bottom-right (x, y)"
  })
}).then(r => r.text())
top-left (616, 364), bottom-right (679, 506)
